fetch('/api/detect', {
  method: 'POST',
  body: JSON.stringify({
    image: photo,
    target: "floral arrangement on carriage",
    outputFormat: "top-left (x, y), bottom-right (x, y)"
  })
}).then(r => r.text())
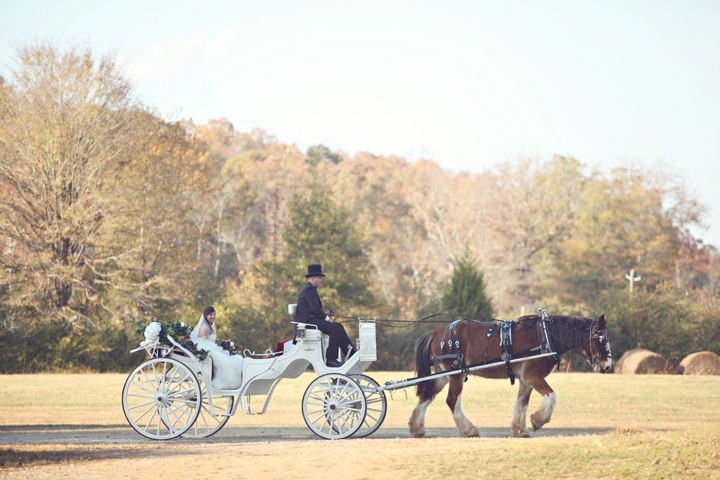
top-left (136, 320), bottom-right (210, 360)
top-left (219, 339), bottom-right (239, 355)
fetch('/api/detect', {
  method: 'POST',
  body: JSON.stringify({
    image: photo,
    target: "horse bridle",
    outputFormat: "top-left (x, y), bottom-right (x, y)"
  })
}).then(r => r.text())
top-left (538, 308), bottom-right (611, 370)
top-left (586, 320), bottom-right (612, 370)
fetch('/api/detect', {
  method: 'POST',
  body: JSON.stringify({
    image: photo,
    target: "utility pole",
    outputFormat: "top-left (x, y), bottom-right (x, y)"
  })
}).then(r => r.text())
top-left (625, 268), bottom-right (641, 293)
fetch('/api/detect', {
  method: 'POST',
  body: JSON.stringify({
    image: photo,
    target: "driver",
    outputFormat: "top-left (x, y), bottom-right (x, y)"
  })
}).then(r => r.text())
top-left (296, 264), bottom-right (355, 368)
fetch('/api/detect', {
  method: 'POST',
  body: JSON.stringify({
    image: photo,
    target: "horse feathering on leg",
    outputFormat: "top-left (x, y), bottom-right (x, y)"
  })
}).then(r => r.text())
top-left (408, 315), bottom-right (611, 438)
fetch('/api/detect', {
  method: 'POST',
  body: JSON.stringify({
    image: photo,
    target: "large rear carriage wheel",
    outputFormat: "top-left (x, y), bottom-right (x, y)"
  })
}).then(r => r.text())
top-left (122, 358), bottom-right (201, 440)
top-left (181, 378), bottom-right (233, 439)
top-left (301, 374), bottom-right (366, 439)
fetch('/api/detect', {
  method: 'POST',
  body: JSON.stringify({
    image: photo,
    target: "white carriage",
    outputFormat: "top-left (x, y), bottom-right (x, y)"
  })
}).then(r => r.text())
top-left (121, 306), bottom-right (387, 441)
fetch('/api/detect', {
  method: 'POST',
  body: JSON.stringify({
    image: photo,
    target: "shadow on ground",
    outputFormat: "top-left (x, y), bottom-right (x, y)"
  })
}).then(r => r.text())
top-left (0, 424), bottom-right (619, 468)
top-left (0, 424), bottom-right (614, 444)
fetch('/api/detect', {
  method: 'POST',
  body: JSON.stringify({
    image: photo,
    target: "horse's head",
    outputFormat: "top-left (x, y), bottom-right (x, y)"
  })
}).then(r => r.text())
top-left (583, 314), bottom-right (612, 373)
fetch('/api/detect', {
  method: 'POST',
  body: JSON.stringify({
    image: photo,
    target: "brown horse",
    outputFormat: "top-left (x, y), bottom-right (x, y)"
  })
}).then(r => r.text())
top-left (408, 314), bottom-right (612, 438)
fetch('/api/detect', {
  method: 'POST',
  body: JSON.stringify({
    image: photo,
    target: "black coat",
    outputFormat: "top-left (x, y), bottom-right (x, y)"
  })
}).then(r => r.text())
top-left (296, 282), bottom-right (326, 324)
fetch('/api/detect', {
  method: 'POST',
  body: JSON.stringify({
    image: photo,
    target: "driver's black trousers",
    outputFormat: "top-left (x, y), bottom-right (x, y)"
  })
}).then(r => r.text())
top-left (303, 319), bottom-right (354, 363)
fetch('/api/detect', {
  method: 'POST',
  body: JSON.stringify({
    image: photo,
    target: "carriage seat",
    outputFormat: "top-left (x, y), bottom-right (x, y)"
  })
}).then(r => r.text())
top-left (288, 304), bottom-right (329, 339)
top-left (289, 303), bottom-right (330, 359)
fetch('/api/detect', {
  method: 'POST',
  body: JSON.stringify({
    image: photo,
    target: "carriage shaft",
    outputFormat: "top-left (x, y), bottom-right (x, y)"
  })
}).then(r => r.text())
top-left (382, 352), bottom-right (559, 392)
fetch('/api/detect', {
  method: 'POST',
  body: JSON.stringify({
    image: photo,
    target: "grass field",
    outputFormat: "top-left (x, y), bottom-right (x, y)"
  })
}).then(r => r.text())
top-left (1, 372), bottom-right (719, 479)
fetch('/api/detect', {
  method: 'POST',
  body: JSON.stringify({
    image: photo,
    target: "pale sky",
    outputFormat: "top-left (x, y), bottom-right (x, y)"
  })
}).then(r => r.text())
top-left (2, 1), bottom-right (719, 247)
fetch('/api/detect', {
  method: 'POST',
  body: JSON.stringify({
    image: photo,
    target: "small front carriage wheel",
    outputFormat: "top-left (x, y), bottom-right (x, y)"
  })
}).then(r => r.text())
top-left (302, 374), bottom-right (366, 440)
top-left (122, 358), bottom-right (201, 440)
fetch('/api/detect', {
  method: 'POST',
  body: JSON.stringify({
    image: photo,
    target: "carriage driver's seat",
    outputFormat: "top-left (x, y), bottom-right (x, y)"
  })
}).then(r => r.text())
top-left (288, 304), bottom-right (330, 358)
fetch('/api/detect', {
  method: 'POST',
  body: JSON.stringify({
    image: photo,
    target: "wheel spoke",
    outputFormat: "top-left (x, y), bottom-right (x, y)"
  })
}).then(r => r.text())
top-left (305, 407), bottom-right (325, 416)
top-left (165, 404), bottom-right (186, 430)
top-left (130, 378), bottom-right (157, 396)
top-left (334, 413), bottom-right (352, 433)
top-left (133, 403), bottom-right (157, 423)
top-left (142, 407), bottom-right (160, 433)
top-left (126, 392), bottom-right (155, 400)
top-left (127, 399), bottom-right (155, 410)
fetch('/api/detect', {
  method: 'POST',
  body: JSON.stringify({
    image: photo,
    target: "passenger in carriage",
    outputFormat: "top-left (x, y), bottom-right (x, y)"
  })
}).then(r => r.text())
top-left (296, 264), bottom-right (356, 368)
top-left (190, 305), bottom-right (244, 390)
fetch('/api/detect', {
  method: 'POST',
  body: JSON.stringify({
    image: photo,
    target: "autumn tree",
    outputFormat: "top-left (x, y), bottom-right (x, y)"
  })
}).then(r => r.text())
top-left (330, 153), bottom-right (421, 317)
top-left (480, 156), bottom-right (585, 313)
top-left (547, 162), bottom-right (705, 307)
top-left (0, 43), bottom-right (201, 328)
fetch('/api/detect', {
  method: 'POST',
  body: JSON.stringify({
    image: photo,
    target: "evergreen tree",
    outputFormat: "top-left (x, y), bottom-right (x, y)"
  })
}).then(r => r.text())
top-left (442, 249), bottom-right (494, 319)
top-left (282, 184), bottom-right (376, 314)
top-left (222, 183), bottom-right (377, 351)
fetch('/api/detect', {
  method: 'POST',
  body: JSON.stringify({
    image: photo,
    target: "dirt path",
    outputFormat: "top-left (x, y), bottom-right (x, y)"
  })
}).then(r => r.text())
top-left (0, 424), bottom-right (616, 480)
top-left (0, 423), bottom-right (612, 445)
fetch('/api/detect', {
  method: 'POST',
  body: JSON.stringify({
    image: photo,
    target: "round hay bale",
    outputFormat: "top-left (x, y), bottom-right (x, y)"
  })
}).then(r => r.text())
top-left (677, 351), bottom-right (720, 375)
top-left (614, 348), bottom-right (667, 374)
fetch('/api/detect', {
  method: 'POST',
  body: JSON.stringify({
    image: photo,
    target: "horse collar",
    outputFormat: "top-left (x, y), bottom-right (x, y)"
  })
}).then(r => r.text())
top-left (537, 317), bottom-right (562, 366)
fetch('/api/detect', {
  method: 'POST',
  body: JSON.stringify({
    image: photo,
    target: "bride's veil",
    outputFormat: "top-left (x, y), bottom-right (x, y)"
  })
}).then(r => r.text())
top-left (190, 314), bottom-right (217, 341)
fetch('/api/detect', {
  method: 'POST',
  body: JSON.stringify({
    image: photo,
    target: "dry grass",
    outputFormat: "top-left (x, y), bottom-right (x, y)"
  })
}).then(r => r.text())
top-left (1, 372), bottom-right (719, 479)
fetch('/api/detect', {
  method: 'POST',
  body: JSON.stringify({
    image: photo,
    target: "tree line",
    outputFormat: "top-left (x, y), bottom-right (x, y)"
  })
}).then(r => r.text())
top-left (1, 43), bottom-right (718, 372)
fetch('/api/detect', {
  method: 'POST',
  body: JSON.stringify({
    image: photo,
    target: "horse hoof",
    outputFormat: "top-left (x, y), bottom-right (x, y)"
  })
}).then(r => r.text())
top-left (531, 419), bottom-right (540, 432)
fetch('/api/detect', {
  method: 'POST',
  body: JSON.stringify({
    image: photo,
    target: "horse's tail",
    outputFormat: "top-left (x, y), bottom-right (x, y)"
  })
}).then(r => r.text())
top-left (414, 331), bottom-right (436, 401)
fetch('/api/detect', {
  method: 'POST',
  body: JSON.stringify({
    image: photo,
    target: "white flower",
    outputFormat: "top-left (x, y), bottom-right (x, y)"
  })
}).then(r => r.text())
top-left (230, 342), bottom-right (235, 347)
top-left (143, 322), bottom-right (162, 344)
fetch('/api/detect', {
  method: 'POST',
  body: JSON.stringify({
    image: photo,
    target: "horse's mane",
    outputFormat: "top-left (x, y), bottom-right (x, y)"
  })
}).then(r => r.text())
top-left (517, 315), bottom-right (594, 351)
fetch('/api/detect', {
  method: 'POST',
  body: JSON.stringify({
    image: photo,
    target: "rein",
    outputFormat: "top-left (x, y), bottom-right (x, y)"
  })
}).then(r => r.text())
top-left (333, 313), bottom-right (499, 328)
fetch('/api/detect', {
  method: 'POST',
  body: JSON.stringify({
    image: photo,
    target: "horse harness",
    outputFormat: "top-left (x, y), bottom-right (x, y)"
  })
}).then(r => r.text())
top-left (499, 317), bottom-right (560, 385)
top-left (430, 309), bottom-right (562, 385)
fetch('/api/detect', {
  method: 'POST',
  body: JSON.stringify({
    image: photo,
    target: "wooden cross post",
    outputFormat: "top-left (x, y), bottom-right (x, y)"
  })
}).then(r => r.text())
top-left (625, 268), bottom-right (641, 293)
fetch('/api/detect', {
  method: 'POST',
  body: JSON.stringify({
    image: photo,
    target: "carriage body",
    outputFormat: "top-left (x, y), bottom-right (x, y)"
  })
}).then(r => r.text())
top-left (121, 317), bottom-right (385, 440)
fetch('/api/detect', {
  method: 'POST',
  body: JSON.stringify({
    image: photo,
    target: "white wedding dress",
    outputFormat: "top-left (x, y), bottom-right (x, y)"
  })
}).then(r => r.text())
top-left (190, 315), bottom-right (244, 390)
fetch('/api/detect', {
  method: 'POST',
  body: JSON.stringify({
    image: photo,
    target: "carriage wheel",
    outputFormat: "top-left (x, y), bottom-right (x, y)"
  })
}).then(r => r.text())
top-left (350, 374), bottom-right (387, 437)
top-left (181, 379), bottom-right (233, 439)
top-left (301, 374), bottom-right (366, 440)
top-left (122, 358), bottom-right (201, 440)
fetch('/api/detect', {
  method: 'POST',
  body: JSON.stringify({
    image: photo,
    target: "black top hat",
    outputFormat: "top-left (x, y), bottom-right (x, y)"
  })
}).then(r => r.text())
top-left (305, 264), bottom-right (326, 278)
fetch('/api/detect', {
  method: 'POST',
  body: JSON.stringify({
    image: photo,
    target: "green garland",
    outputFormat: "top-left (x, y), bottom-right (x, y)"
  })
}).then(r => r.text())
top-left (136, 321), bottom-right (209, 361)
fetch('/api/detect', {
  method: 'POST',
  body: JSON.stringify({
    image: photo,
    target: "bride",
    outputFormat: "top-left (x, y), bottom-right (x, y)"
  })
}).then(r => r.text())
top-left (190, 306), bottom-right (243, 390)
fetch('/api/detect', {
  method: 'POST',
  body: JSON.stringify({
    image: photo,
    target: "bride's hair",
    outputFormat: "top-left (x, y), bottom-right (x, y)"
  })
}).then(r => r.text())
top-left (202, 305), bottom-right (216, 317)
